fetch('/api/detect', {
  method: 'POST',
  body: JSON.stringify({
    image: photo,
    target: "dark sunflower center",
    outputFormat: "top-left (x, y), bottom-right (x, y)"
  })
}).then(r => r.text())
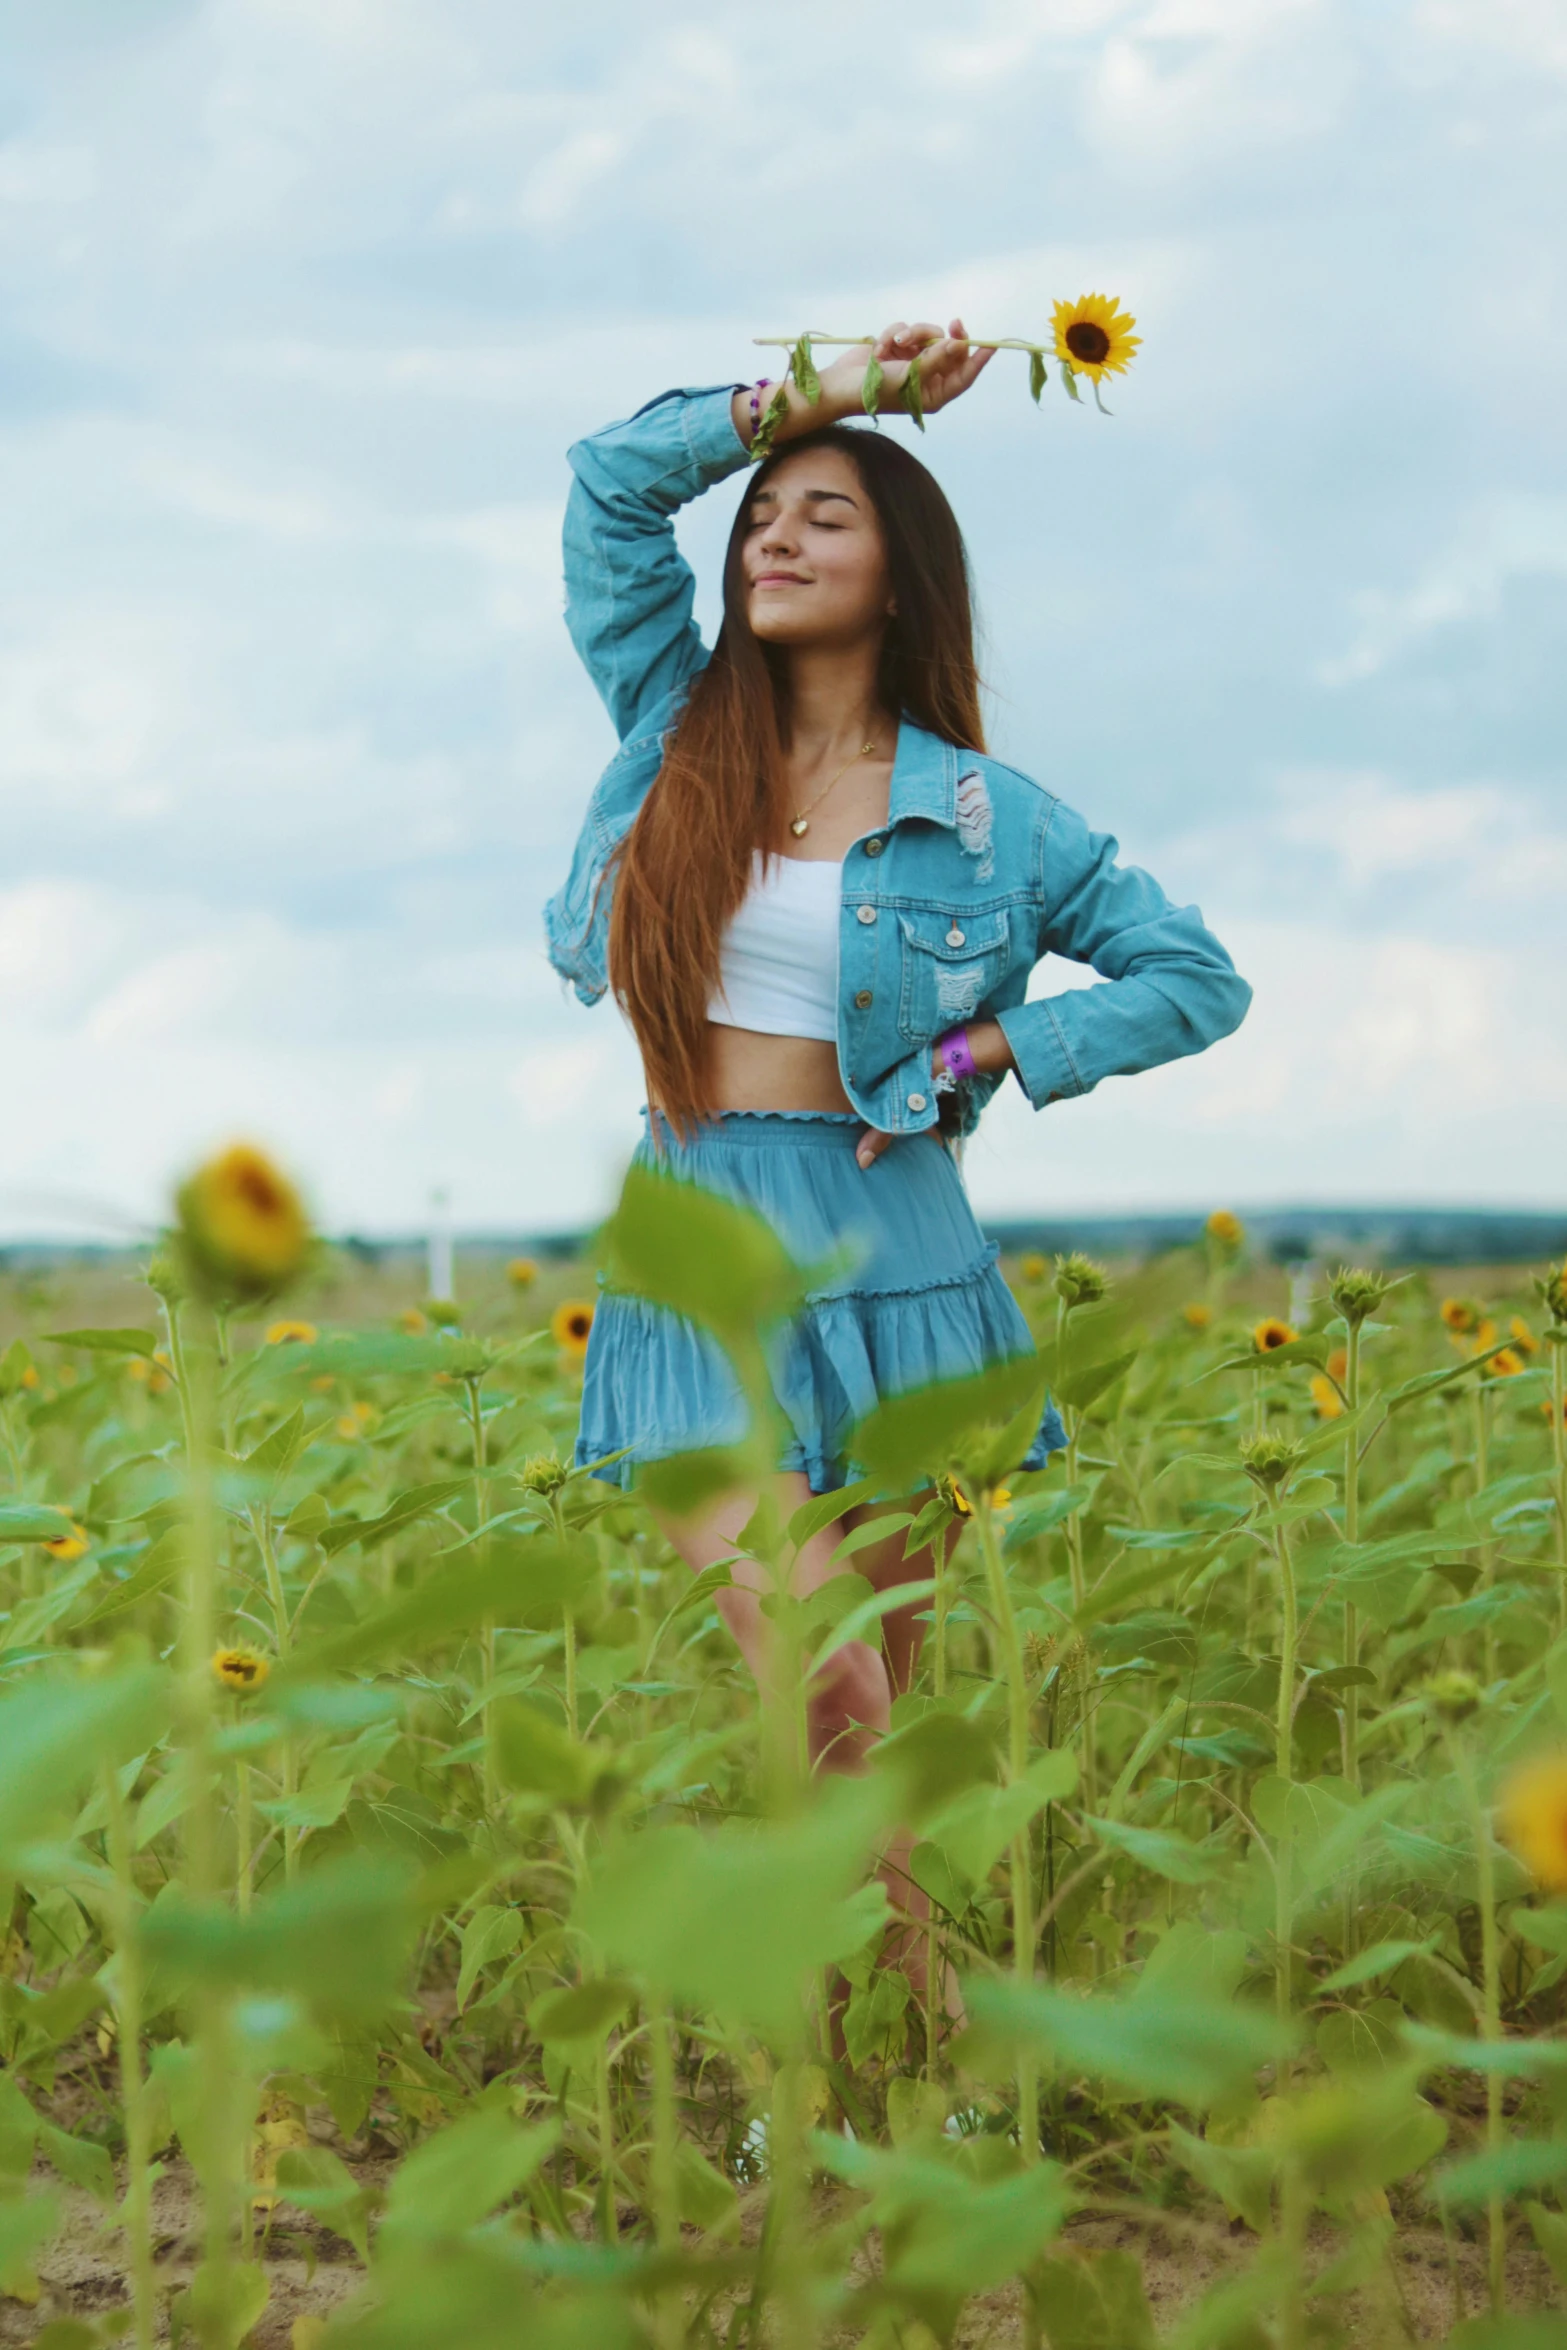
top-left (237, 1165), bottom-right (283, 1214)
top-left (1065, 321), bottom-right (1111, 365)
top-left (569, 1314), bottom-right (590, 1338)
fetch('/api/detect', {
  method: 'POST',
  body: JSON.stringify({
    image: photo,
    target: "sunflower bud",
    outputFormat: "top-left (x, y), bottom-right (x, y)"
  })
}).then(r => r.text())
top-left (1239, 1431), bottom-right (1303, 1492)
top-left (175, 1143), bottom-right (310, 1306)
top-left (1535, 1263), bottom-right (1567, 1333)
top-left (1328, 1266), bottom-right (1390, 1328)
top-left (439, 1337), bottom-right (493, 1382)
top-left (1053, 1252), bottom-right (1107, 1311)
top-left (520, 1453), bottom-right (570, 1497)
top-left (1423, 1668), bottom-right (1482, 1725)
top-left (1206, 1209), bottom-right (1244, 1255)
top-left (144, 1252), bottom-right (185, 1305)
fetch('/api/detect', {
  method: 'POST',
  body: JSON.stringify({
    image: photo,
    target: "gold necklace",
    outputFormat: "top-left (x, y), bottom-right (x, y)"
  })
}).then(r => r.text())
top-left (789, 738), bottom-right (879, 838)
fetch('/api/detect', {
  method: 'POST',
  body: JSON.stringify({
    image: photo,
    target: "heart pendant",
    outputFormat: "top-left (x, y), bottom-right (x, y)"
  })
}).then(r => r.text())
top-left (790, 816), bottom-right (809, 837)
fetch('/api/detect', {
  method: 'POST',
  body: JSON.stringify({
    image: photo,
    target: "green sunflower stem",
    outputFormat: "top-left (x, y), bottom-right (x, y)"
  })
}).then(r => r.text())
top-left (1551, 1337), bottom-right (1566, 1636)
top-left (1273, 1510), bottom-right (1298, 2046)
top-left (1450, 1730), bottom-right (1506, 2318)
top-left (103, 1759), bottom-right (156, 2350)
top-left (176, 1338), bottom-right (241, 2346)
top-left (975, 1490), bottom-right (1039, 2167)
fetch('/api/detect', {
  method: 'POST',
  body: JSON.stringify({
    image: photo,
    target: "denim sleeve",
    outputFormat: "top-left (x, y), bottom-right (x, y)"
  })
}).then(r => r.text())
top-left (563, 385), bottom-right (753, 742)
top-left (995, 797), bottom-right (1252, 1110)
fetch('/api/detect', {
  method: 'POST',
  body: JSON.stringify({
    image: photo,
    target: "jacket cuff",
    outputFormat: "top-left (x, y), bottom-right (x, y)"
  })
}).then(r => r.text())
top-left (996, 1001), bottom-right (1081, 1110)
top-left (681, 385), bottom-right (752, 481)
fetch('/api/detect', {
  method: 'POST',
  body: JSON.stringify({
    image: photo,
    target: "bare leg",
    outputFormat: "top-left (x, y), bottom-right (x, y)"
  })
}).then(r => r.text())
top-left (837, 1498), bottom-right (967, 2025)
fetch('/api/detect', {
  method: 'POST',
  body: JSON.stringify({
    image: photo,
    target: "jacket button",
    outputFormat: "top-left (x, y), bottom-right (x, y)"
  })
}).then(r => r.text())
top-left (864, 837), bottom-right (885, 857)
top-left (946, 926), bottom-right (965, 947)
top-left (856, 904), bottom-right (877, 925)
top-left (854, 989), bottom-right (873, 1009)
top-left (907, 1092), bottom-right (927, 1113)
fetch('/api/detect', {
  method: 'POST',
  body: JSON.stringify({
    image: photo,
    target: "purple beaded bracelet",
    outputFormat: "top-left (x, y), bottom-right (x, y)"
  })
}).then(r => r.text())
top-left (936, 1025), bottom-right (977, 1081)
top-left (748, 378), bottom-right (773, 434)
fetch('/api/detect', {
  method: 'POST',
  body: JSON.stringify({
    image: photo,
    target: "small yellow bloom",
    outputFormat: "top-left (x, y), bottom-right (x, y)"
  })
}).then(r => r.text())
top-left (1326, 1349), bottom-right (1348, 1384)
top-left (20, 1364), bottom-right (38, 1389)
top-left (1440, 1297), bottom-right (1476, 1334)
top-left (126, 1356), bottom-right (151, 1384)
top-left (552, 1300), bottom-right (596, 1358)
top-left (265, 1319), bottom-right (318, 1346)
top-left (1253, 1317), bottom-right (1298, 1353)
top-left (1019, 1253), bottom-right (1048, 1283)
top-left (1206, 1210), bottom-right (1244, 1249)
top-left (334, 1403), bottom-right (376, 1439)
top-left (212, 1646), bottom-right (270, 1695)
top-left (507, 1257), bottom-right (539, 1288)
top-left (1051, 292), bottom-right (1140, 382)
top-left (1486, 1347), bottom-right (1524, 1379)
top-left (351, 1399), bottom-right (375, 1424)
top-left (1309, 1375), bottom-right (1343, 1420)
top-left (177, 1142), bottom-right (310, 1302)
top-left (1510, 1316), bottom-right (1539, 1357)
top-left (397, 1307), bottom-right (428, 1335)
top-left (1183, 1302), bottom-right (1212, 1329)
top-left (1543, 1398), bottom-right (1567, 1427)
top-left (1475, 1318), bottom-right (1499, 1351)
top-left (44, 1523), bottom-right (89, 1560)
top-left (1501, 1756), bottom-right (1567, 1892)
top-left (945, 1478), bottom-right (1011, 1516)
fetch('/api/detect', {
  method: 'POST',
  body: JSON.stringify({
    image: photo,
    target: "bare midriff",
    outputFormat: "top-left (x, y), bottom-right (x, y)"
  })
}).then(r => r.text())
top-left (706, 1024), bottom-right (855, 1114)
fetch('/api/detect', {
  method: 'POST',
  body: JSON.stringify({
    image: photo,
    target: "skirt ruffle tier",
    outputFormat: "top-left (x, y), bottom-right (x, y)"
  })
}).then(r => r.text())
top-left (575, 1110), bottom-right (1067, 1497)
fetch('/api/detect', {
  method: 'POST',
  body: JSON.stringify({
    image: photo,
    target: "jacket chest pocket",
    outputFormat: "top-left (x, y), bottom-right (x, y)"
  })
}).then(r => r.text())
top-left (896, 910), bottom-right (1011, 1043)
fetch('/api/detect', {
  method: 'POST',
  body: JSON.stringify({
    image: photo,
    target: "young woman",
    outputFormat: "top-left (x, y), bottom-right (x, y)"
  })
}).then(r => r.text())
top-left (546, 321), bottom-right (1250, 1980)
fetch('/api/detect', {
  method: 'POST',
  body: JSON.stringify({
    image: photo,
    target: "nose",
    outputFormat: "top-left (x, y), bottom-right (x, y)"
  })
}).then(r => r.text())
top-left (757, 511), bottom-right (801, 560)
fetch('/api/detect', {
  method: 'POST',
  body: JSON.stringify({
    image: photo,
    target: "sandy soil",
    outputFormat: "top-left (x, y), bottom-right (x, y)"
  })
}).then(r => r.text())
top-left (5, 2154), bottom-right (1561, 2346)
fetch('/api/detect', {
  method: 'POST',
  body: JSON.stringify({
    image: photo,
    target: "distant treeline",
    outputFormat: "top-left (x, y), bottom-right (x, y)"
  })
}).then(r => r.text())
top-left (4, 1207), bottom-right (1564, 1273)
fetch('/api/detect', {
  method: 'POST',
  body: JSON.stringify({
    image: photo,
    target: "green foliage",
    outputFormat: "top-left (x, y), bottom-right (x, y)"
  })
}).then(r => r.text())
top-left (4, 1240), bottom-right (1567, 2336)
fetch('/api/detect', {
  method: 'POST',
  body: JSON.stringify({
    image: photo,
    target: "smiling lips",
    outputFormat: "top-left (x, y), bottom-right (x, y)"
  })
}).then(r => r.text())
top-left (752, 570), bottom-right (809, 588)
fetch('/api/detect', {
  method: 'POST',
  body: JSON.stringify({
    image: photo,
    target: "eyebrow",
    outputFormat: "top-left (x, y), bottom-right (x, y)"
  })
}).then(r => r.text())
top-left (749, 486), bottom-right (860, 511)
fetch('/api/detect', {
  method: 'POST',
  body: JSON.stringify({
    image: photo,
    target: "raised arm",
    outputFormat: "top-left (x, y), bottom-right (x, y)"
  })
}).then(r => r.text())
top-left (994, 799), bottom-right (1252, 1109)
top-left (563, 386), bottom-right (752, 742)
top-left (564, 326), bottom-right (994, 742)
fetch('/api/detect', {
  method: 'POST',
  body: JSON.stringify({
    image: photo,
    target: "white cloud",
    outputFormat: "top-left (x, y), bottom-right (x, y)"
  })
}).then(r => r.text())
top-left (1321, 496), bottom-right (1567, 685)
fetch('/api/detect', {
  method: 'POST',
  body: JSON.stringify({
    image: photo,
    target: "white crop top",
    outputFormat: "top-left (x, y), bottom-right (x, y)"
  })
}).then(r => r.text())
top-left (707, 852), bottom-right (840, 1041)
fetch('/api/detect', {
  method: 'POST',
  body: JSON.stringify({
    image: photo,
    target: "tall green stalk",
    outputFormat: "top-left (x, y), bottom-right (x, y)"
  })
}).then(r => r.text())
top-left (164, 1300), bottom-right (241, 2345)
top-left (1550, 1334), bottom-right (1566, 1636)
top-left (103, 1760), bottom-right (156, 2350)
top-left (1450, 1731), bottom-right (1506, 2317)
top-left (464, 1373), bottom-right (497, 1810)
top-left (1272, 1506), bottom-right (1298, 2039)
top-left (248, 1504), bottom-right (297, 1879)
top-left (974, 1490), bottom-right (1039, 2167)
top-left (1341, 1317), bottom-right (1362, 1791)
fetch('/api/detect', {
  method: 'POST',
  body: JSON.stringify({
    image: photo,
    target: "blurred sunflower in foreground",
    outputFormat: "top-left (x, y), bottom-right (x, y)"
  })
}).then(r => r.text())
top-left (176, 1142), bottom-right (310, 1303)
top-left (552, 1300), bottom-right (595, 1359)
top-left (1253, 1317), bottom-right (1297, 1354)
top-left (1501, 1756), bottom-right (1567, 1893)
top-left (1051, 293), bottom-right (1140, 382)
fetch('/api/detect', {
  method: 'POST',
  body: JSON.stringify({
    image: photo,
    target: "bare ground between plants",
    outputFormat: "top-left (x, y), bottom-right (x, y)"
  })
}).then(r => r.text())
top-left (4, 2161), bottom-right (1561, 2346)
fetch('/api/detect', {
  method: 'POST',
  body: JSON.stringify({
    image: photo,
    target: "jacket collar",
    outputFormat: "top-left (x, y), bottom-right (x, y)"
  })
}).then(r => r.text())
top-left (887, 718), bottom-right (962, 829)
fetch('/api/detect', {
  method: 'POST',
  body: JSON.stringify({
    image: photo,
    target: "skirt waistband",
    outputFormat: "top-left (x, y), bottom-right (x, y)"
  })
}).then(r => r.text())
top-left (641, 1107), bottom-right (869, 1152)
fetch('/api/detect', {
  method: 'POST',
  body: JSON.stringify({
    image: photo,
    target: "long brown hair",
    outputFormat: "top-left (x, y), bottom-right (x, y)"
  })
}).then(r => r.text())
top-left (607, 424), bottom-right (986, 1133)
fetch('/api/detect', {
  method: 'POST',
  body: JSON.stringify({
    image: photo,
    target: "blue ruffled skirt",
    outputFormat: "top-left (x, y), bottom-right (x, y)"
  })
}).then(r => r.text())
top-left (575, 1110), bottom-right (1066, 1495)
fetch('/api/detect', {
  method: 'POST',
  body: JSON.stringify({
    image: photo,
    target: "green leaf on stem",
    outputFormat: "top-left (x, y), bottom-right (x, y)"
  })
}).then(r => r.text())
top-left (1028, 348), bottom-right (1047, 404)
top-left (902, 355), bottom-right (926, 431)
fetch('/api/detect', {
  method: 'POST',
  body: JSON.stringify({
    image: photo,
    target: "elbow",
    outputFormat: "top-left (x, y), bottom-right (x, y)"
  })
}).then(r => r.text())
top-left (1213, 967), bottom-right (1253, 1043)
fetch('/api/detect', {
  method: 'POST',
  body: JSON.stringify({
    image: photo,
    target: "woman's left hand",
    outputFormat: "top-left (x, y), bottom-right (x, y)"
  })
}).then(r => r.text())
top-left (856, 1022), bottom-right (1017, 1169)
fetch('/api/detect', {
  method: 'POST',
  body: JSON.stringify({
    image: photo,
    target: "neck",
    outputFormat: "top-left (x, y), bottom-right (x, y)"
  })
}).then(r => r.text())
top-left (782, 637), bottom-right (890, 763)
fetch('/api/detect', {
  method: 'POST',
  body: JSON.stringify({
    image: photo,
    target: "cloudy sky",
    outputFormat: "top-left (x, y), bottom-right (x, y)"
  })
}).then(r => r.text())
top-left (1, 0), bottom-right (1564, 1243)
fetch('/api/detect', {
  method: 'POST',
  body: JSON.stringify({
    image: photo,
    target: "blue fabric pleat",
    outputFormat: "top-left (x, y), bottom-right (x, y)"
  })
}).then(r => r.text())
top-left (575, 1111), bottom-right (1067, 1496)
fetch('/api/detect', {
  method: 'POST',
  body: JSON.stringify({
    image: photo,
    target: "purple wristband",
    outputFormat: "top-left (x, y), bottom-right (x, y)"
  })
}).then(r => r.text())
top-left (748, 378), bottom-right (773, 433)
top-left (937, 1025), bottom-right (977, 1081)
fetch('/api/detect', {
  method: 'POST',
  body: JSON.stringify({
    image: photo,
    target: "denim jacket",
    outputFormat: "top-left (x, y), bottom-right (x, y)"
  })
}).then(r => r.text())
top-left (545, 386), bottom-right (1252, 1141)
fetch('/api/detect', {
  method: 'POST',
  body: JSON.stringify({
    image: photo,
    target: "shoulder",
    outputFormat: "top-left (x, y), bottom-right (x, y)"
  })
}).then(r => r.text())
top-left (961, 749), bottom-right (1063, 838)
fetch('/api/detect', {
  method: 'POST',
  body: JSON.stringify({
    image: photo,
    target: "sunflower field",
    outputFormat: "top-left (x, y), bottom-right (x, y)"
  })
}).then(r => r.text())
top-left (3, 1156), bottom-right (1567, 2350)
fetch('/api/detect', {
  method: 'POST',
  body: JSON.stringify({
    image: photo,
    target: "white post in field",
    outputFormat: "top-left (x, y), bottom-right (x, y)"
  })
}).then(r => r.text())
top-left (428, 1185), bottom-right (454, 1304)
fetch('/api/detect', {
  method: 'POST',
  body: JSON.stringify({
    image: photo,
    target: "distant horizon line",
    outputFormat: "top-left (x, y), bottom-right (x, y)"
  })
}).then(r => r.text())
top-left (3, 1201), bottom-right (1564, 1268)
